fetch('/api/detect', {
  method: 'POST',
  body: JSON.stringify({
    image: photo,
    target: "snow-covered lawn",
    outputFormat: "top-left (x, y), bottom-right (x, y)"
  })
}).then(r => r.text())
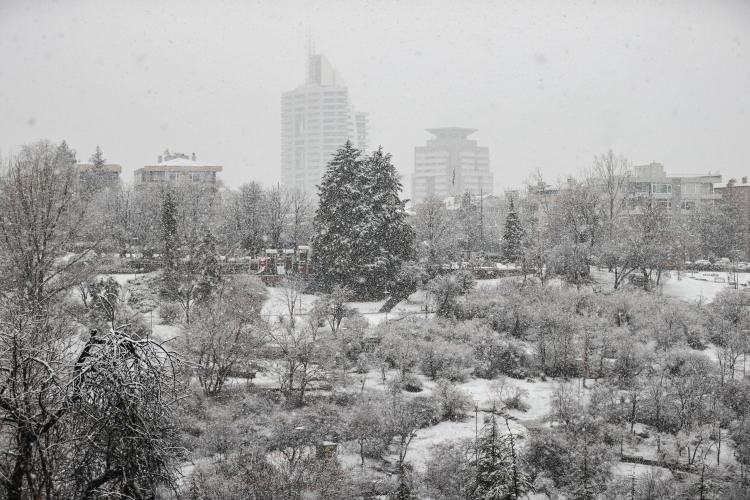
top-left (590, 268), bottom-right (749, 303)
top-left (262, 285), bottom-right (431, 326)
top-left (385, 411), bottom-right (527, 474)
top-left (455, 376), bottom-right (572, 422)
top-left (101, 272), bottom-right (143, 288)
top-left (610, 462), bottom-right (672, 479)
top-left (660, 271), bottom-right (749, 303)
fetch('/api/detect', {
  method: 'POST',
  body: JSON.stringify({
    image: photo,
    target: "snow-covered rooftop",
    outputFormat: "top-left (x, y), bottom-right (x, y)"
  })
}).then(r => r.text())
top-left (152, 158), bottom-right (220, 167)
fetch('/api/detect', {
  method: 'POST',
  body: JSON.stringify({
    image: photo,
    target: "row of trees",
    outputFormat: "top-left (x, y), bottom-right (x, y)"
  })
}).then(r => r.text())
top-left (45, 142), bottom-right (748, 303)
top-left (411, 150), bottom-right (747, 289)
top-left (68, 144), bottom-right (314, 259)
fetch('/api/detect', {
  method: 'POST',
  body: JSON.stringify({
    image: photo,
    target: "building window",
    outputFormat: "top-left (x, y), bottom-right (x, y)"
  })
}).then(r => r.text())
top-left (652, 183), bottom-right (672, 194)
top-left (656, 199), bottom-right (672, 208)
top-left (681, 200), bottom-right (695, 210)
top-left (294, 115), bottom-right (305, 137)
top-left (295, 148), bottom-right (305, 170)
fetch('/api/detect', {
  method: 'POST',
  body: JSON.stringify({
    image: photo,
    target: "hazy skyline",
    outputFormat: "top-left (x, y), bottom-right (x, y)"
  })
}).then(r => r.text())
top-left (1, 0), bottom-right (749, 194)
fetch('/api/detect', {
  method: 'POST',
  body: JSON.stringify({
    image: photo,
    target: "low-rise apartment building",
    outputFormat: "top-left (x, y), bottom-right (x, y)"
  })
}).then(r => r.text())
top-left (135, 150), bottom-right (222, 186)
top-left (630, 162), bottom-right (721, 210)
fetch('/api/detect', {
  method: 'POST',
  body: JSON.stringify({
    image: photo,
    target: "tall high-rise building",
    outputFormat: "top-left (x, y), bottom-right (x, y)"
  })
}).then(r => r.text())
top-left (281, 54), bottom-right (369, 195)
top-left (412, 128), bottom-right (493, 202)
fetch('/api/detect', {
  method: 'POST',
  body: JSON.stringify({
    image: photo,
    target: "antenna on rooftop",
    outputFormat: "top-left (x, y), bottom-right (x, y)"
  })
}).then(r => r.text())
top-left (305, 30), bottom-right (315, 83)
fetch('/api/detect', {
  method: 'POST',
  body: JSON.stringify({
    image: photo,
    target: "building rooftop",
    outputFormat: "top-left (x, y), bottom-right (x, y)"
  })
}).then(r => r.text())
top-left (138, 150), bottom-right (222, 172)
top-left (149, 157), bottom-right (221, 168)
top-left (632, 163), bottom-right (721, 181)
top-left (426, 127), bottom-right (478, 139)
top-left (718, 177), bottom-right (750, 188)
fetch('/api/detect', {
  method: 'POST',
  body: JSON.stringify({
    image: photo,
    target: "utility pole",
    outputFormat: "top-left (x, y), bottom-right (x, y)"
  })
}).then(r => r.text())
top-left (474, 401), bottom-right (479, 471)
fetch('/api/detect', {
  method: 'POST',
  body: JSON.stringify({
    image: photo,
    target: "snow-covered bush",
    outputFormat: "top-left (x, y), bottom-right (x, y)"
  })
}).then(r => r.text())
top-left (472, 330), bottom-right (534, 379)
top-left (159, 301), bottom-right (181, 325)
top-left (425, 270), bottom-right (475, 317)
top-left (502, 386), bottom-right (530, 412)
top-left (419, 338), bottom-right (474, 382)
top-left (434, 379), bottom-right (471, 421)
top-left (400, 372), bottom-right (424, 393)
top-left (374, 323), bottom-right (421, 378)
top-left (422, 439), bottom-right (475, 499)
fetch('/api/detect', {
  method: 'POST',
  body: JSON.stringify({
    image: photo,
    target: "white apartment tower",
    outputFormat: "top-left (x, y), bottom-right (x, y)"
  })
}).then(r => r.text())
top-left (281, 54), bottom-right (369, 195)
top-left (412, 128), bottom-right (493, 202)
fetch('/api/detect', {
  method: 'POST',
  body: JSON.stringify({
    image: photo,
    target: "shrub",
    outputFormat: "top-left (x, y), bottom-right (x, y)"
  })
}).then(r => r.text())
top-left (425, 270), bottom-right (475, 317)
top-left (375, 326), bottom-right (421, 377)
top-left (401, 372), bottom-right (424, 393)
top-left (472, 330), bottom-right (534, 379)
top-left (502, 387), bottom-right (530, 412)
top-left (339, 312), bottom-right (370, 362)
top-left (387, 373), bottom-right (425, 394)
top-left (407, 396), bottom-right (442, 427)
top-left (434, 379), bottom-right (471, 421)
top-left (423, 439), bottom-right (475, 499)
top-left (419, 339), bottom-right (474, 382)
top-left (159, 301), bottom-right (181, 325)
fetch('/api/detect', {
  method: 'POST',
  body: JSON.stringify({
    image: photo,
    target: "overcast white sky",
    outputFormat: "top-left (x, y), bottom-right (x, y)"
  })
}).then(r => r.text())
top-left (1, 0), bottom-right (748, 193)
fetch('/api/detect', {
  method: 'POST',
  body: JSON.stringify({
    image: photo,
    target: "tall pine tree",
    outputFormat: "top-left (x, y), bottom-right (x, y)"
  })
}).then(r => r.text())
top-left (79, 145), bottom-right (107, 196)
top-left (364, 147), bottom-right (415, 296)
top-left (90, 145), bottom-right (106, 169)
top-left (471, 412), bottom-right (531, 500)
top-left (56, 140), bottom-right (77, 166)
top-left (161, 188), bottom-right (180, 293)
top-left (501, 199), bottom-right (524, 264)
top-left (312, 141), bottom-right (414, 299)
top-left (194, 227), bottom-right (221, 300)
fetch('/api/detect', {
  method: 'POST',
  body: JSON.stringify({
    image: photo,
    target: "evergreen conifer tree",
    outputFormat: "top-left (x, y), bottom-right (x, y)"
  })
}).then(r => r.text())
top-left (312, 141), bottom-right (366, 294)
top-left (194, 228), bottom-right (221, 300)
top-left (312, 141), bottom-right (414, 299)
top-left (79, 145), bottom-right (107, 196)
top-left (161, 188), bottom-right (180, 291)
top-left (90, 145), bottom-right (106, 169)
top-left (363, 147), bottom-right (415, 296)
top-left (56, 140), bottom-right (77, 166)
top-left (502, 199), bottom-right (524, 264)
top-left (471, 411), bottom-right (531, 499)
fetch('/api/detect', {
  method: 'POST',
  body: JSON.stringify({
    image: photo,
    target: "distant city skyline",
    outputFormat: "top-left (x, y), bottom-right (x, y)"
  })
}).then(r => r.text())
top-left (1, 0), bottom-right (749, 196)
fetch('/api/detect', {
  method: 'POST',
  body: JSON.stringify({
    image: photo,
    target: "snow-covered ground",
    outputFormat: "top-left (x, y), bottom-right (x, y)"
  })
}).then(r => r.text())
top-left (385, 411), bottom-right (527, 474)
top-left (109, 270), bottom-right (742, 484)
top-left (102, 272), bottom-right (142, 288)
top-left (261, 285), bottom-right (429, 326)
top-left (660, 271), bottom-right (749, 303)
top-left (590, 268), bottom-right (749, 303)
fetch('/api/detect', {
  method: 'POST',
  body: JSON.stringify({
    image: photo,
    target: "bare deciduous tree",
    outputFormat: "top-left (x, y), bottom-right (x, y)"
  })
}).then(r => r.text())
top-left (589, 150), bottom-right (632, 226)
top-left (0, 141), bottom-right (95, 308)
top-left (183, 275), bottom-right (266, 396)
top-left (265, 184), bottom-right (291, 249)
top-left (413, 197), bottom-right (457, 270)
